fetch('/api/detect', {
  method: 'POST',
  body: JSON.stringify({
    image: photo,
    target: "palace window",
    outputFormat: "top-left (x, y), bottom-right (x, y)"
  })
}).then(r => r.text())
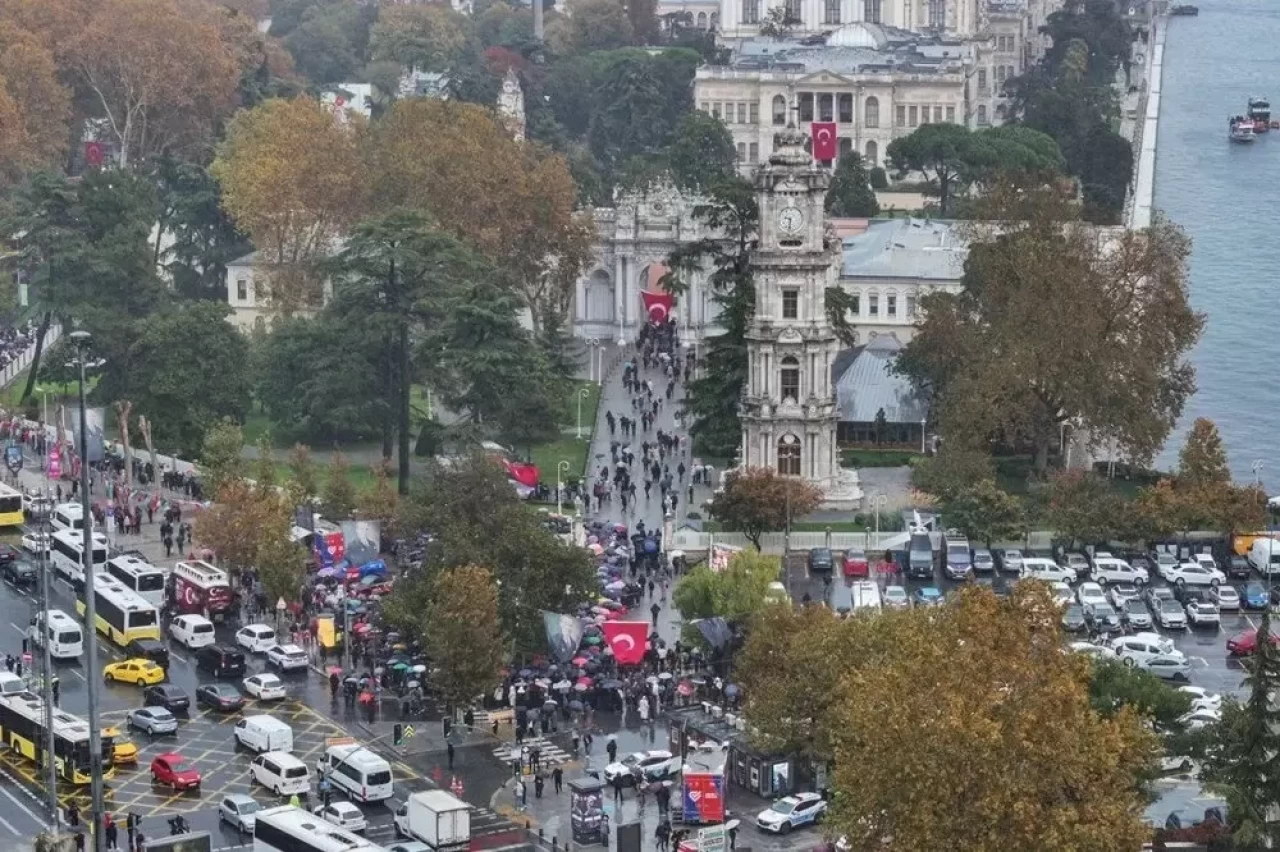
top-left (868, 293), bottom-right (879, 316)
top-left (749, 143), bottom-right (759, 162)
top-left (977, 69), bottom-right (987, 91)
top-left (743, 0), bottom-right (760, 23)
top-left (934, 105), bottom-right (943, 123)
top-left (749, 102), bottom-right (759, 123)
top-left (838, 93), bottom-right (853, 123)
top-left (886, 294), bottom-right (897, 317)
top-left (737, 143), bottom-right (747, 161)
top-left (825, 0), bottom-right (841, 24)
top-left (865, 96), bottom-right (880, 128)
top-left (864, 0), bottom-right (881, 22)
top-left (777, 434), bottom-right (802, 476)
top-left (712, 103), bottom-right (721, 119)
top-left (906, 295), bottom-right (917, 317)
top-left (838, 137), bottom-right (852, 156)
top-left (236, 279), bottom-right (248, 301)
top-left (977, 105), bottom-right (988, 125)
top-left (928, 0), bottom-right (944, 27)
top-left (895, 105), bottom-right (905, 127)
top-left (781, 289), bottom-right (799, 320)
top-left (818, 93), bottom-right (834, 122)
top-left (780, 357), bottom-right (801, 402)
top-left (908, 105), bottom-right (918, 127)
top-left (799, 92), bottom-right (814, 122)
top-left (946, 105), bottom-right (956, 123)
top-left (772, 94), bottom-right (787, 125)
top-left (785, 0), bottom-right (802, 22)
top-left (850, 293), bottom-right (860, 315)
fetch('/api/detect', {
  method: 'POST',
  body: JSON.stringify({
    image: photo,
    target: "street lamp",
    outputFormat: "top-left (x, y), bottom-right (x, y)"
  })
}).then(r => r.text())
top-left (869, 493), bottom-right (889, 551)
top-left (575, 387), bottom-right (591, 440)
top-left (1254, 459), bottom-right (1265, 489)
top-left (920, 417), bottom-right (927, 455)
top-left (70, 329), bottom-right (104, 850)
top-left (587, 338), bottom-right (601, 385)
top-left (556, 460), bottom-right (571, 516)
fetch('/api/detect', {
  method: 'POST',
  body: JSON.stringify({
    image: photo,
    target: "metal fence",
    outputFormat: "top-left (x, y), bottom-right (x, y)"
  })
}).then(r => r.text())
top-left (669, 528), bottom-right (1058, 555)
top-left (0, 323), bottom-right (61, 391)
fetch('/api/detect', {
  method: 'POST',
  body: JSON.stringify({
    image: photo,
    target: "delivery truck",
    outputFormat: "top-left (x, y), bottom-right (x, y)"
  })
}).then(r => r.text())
top-left (393, 790), bottom-right (471, 851)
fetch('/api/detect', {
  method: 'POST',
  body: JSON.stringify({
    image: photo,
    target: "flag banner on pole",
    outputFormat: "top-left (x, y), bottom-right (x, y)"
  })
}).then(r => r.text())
top-left (641, 290), bottom-right (674, 322)
top-left (601, 621), bottom-right (649, 665)
top-left (811, 122), bottom-right (838, 160)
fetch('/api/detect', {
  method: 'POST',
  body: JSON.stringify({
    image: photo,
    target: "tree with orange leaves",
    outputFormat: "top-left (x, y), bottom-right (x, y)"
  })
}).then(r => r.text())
top-left (0, 23), bottom-right (71, 178)
top-left (67, 0), bottom-right (241, 165)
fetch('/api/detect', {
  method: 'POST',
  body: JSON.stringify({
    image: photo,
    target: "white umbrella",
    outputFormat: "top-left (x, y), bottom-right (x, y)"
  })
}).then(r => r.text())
top-left (554, 679), bottom-right (572, 691)
top-left (412, 664), bottom-right (427, 674)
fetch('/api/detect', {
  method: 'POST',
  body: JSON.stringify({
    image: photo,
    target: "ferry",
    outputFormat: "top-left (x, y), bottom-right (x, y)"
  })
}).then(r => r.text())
top-left (1248, 97), bottom-right (1272, 132)
top-left (1170, 4), bottom-right (1198, 14)
top-left (1229, 115), bottom-right (1257, 143)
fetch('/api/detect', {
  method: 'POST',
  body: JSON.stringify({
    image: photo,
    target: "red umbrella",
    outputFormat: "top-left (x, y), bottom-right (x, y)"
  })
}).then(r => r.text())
top-left (677, 681), bottom-right (694, 697)
top-left (576, 676), bottom-right (593, 686)
top-left (572, 656), bottom-right (588, 666)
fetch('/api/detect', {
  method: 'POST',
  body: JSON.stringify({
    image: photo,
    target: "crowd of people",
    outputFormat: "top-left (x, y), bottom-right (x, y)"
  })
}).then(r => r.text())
top-left (0, 322), bottom-right (34, 372)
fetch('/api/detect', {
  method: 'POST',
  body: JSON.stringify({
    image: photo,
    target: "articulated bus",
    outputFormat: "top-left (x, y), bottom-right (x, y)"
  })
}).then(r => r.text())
top-left (0, 482), bottom-right (24, 527)
top-left (76, 574), bottom-right (161, 646)
top-left (254, 805), bottom-right (386, 852)
top-left (105, 554), bottom-right (168, 609)
top-left (0, 689), bottom-right (115, 784)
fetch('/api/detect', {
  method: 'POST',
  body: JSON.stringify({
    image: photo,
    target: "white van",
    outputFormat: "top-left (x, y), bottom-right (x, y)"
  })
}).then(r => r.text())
top-left (50, 502), bottom-right (87, 532)
top-left (1249, 538), bottom-right (1280, 576)
top-left (170, 614), bottom-right (216, 649)
top-left (1021, 557), bottom-right (1076, 585)
top-left (849, 580), bottom-right (882, 611)
top-left (235, 715), bottom-right (294, 754)
top-left (317, 743), bottom-right (394, 802)
top-left (250, 751), bottom-right (311, 796)
top-left (0, 672), bottom-right (25, 697)
top-left (29, 609), bottom-right (84, 660)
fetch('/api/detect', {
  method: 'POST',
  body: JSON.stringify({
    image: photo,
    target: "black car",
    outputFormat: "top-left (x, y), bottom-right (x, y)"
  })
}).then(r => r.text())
top-left (196, 644), bottom-right (246, 679)
top-left (143, 684), bottom-right (190, 714)
top-left (807, 548), bottom-right (834, 575)
top-left (1122, 600), bottom-right (1154, 630)
top-left (1085, 603), bottom-right (1123, 635)
top-left (0, 544), bottom-right (21, 565)
top-left (1174, 585), bottom-right (1210, 605)
top-left (1061, 603), bottom-right (1087, 633)
top-left (1227, 554), bottom-right (1251, 579)
top-left (197, 683), bottom-right (245, 712)
top-left (1, 558), bottom-right (37, 587)
top-left (126, 638), bottom-right (170, 672)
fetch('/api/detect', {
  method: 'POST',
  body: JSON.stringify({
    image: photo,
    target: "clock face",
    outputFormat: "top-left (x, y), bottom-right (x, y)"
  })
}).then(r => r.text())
top-left (777, 206), bottom-right (804, 234)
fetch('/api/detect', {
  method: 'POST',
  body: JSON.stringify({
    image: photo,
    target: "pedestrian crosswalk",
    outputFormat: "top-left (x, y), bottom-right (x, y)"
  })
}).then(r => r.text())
top-left (492, 737), bottom-right (574, 768)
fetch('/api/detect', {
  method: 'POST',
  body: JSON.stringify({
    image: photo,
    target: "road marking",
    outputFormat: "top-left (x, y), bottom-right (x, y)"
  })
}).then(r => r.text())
top-left (0, 768), bottom-right (48, 827)
top-left (170, 651), bottom-right (188, 665)
top-left (69, 669), bottom-right (85, 681)
top-left (8, 622), bottom-right (22, 636)
top-left (0, 808), bottom-right (20, 835)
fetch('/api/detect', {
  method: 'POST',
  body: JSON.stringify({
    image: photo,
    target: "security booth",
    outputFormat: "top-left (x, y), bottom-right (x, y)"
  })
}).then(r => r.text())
top-left (569, 777), bottom-right (607, 844)
top-left (665, 705), bottom-right (799, 799)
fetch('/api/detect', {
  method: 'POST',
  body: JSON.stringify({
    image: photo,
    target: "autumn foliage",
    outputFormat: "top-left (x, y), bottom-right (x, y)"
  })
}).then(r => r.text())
top-left (708, 467), bottom-right (824, 550)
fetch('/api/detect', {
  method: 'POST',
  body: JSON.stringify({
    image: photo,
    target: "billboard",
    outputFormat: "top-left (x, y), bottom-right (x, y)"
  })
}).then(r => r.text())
top-left (340, 520), bottom-right (380, 566)
top-left (682, 772), bottom-right (726, 823)
top-left (71, 407), bottom-right (105, 463)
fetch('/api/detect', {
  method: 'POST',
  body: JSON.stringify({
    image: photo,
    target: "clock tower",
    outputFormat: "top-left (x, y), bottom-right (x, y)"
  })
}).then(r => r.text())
top-left (740, 124), bottom-right (861, 507)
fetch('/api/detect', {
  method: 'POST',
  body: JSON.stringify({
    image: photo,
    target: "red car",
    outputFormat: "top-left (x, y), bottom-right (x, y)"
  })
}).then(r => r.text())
top-left (1227, 628), bottom-right (1280, 656)
top-left (150, 752), bottom-right (201, 790)
top-left (842, 548), bottom-right (870, 579)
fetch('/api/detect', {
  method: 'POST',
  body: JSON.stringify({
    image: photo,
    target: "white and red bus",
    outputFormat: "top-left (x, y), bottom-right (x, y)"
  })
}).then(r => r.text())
top-left (171, 560), bottom-right (234, 622)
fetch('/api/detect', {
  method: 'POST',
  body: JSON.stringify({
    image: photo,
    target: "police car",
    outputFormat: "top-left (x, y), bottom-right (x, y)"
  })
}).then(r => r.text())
top-left (756, 792), bottom-right (827, 833)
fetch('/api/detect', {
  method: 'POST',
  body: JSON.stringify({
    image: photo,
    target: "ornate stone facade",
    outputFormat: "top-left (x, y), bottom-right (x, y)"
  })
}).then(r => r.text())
top-left (496, 68), bottom-right (526, 142)
top-left (741, 126), bottom-right (861, 506)
top-left (572, 180), bottom-right (723, 343)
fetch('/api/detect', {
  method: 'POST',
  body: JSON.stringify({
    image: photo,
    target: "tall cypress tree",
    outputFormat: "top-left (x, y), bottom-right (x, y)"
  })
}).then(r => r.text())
top-left (825, 152), bottom-right (881, 218)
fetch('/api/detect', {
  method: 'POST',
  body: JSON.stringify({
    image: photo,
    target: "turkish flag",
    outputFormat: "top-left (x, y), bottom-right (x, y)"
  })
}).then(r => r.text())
top-left (640, 290), bottom-right (674, 323)
top-left (502, 458), bottom-right (540, 488)
top-left (83, 141), bottom-right (105, 168)
top-left (601, 621), bottom-right (649, 665)
top-left (811, 122), bottom-right (838, 161)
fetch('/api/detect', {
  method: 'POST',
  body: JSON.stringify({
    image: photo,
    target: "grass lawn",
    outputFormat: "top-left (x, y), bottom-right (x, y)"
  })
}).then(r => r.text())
top-left (525, 380), bottom-right (602, 483)
top-left (841, 448), bottom-right (921, 467)
top-left (268, 460), bottom-right (379, 493)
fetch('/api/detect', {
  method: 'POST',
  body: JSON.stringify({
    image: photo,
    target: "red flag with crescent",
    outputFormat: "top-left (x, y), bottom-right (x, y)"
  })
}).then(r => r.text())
top-left (640, 290), bottom-right (674, 323)
top-left (601, 620), bottom-right (648, 665)
top-left (502, 458), bottom-right (540, 489)
top-left (811, 122), bottom-right (837, 161)
top-left (84, 141), bottom-right (105, 168)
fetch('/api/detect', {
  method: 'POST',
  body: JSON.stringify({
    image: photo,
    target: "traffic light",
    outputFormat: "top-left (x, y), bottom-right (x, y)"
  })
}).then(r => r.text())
top-left (393, 724), bottom-right (404, 746)
top-left (442, 717), bottom-right (451, 738)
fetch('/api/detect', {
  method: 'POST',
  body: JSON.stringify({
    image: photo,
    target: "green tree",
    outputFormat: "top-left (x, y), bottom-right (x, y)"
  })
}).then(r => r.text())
top-left (708, 467), bottom-right (824, 550)
top-left (424, 565), bottom-right (504, 711)
top-left (885, 123), bottom-right (974, 216)
top-left (911, 442), bottom-right (996, 499)
top-left (201, 418), bottom-right (245, 498)
top-left (672, 550), bottom-right (781, 622)
top-left (280, 1), bottom-right (372, 84)
top-left (1178, 417), bottom-right (1230, 487)
top-left (288, 443), bottom-right (318, 501)
top-left (1088, 657), bottom-right (1191, 729)
top-left (896, 189), bottom-right (1203, 472)
top-left (151, 157), bottom-right (251, 302)
top-left (872, 407), bottom-right (889, 445)
top-left (547, 0), bottom-right (633, 54)
top-left (1077, 124), bottom-right (1133, 224)
top-left (665, 110), bottom-right (737, 191)
top-left (1202, 608), bottom-right (1280, 849)
top-left (665, 177), bottom-right (756, 456)
top-left (825, 152), bottom-right (880, 217)
top-left (757, 5), bottom-right (800, 38)
top-left (1041, 470), bottom-right (1129, 545)
top-left (322, 452), bottom-right (357, 520)
top-left (369, 4), bottom-right (470, 72)
top-left (126, 301), bottom-right (253, 454)
top-left (254, 431), bottom-right (277, 488)
top-left (938, 478), bottom-right (1025, 546)
top-left (584, 49), bottom-right (699, 180)
top-left (256, 525), bottom-right (308, 606)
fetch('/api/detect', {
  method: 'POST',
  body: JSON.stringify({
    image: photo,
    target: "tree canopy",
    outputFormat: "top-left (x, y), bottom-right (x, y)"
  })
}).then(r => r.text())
top-left (825, 152), bottom-right (880, 218)
top-left (708, 467), bottom-right (824, 550)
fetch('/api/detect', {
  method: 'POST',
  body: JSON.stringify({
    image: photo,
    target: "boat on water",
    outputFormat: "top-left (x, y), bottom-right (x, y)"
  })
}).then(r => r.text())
top-left (1230, 115), bottom-right (1257, 143)
top-left (1248, 97), bottom-right (1272, 132)
top-left (1171, 4), bottom-right (1199, 15)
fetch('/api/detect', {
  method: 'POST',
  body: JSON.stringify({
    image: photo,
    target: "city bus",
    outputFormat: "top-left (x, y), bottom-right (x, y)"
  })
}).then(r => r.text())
top-left (0, 482), bottom-right (23, 527)
top-left (29, 610), bottom-right (84, 660)
top-left (105, 554), bottom-right (168, 609)
top-left (0, 688), bottom-right (115, 784)
top-left (50, 529), bottom-right (108, 590)
top-left (76, 574), bottom-right (161, 646)
top-left (254, 805), bottom-right (385, 852)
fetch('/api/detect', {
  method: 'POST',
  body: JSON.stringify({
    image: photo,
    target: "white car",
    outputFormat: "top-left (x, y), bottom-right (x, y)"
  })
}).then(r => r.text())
top-left (1177, 686), bottom-right (1222, 712)
top-left (1179, 708), bottom-right (1221, 731)
top-left (266, 644), bottom-right (309, 671)
top-left (1210, 586), bottom-right (1240, 611)
top-left (1091, 557), bottom-right (1148, 586)
top-left (603, 750), bottom-right (677, 785)
top-left (243, 674), bottom-right (287, 701)
top-left (1161, 562), bottom-right (1225, 588)
top-left (1139, 654), bottom-right (1191, 681)
top-left (1000, 549), bottom-right (1025, 574)
top-left (883, 585), bottom-right (910, 609)
top-left (236, 624), bottom-right (277, 653)
top-left (1107, 584), bottom-right (1141, 608)
top-left (1050, 581), bottom-right (1074, 605)
top-left (313, 801), bottom-right (367, 833)
top-left (20, 531), bottom-right (49, 556)
top-left (1155, 598), bottom-right (1188, 629)
top-left (169, 614), bottom-right (216, 649)
top-left (1185, 598), bottom-right (1220, 628)
top-left (1069, 641), bottom-right (1116, 659)
top-left (1076, 582), bottom-right (1107, 608)
top-left (1111, 634), bottom-right (1182, 668)
top-left (1192, 553), bottom-right (1220, 573)
top-left (756, 792), bottom-right (827, 833)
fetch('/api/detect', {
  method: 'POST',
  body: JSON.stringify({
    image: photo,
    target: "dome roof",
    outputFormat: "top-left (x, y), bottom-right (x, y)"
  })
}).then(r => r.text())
top-left (826, 22), bottom-right (887, 49)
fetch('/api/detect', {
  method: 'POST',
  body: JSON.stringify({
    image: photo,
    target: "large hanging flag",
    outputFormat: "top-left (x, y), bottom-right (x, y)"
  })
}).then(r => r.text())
top-left (600, 621), bottom-right (649, 665)
top-left (640, 290), bottom-right (674, 323)
top-left (502, 459), bottom-right (540, 489)
top-left (811, 121), bottom-right (838, 161)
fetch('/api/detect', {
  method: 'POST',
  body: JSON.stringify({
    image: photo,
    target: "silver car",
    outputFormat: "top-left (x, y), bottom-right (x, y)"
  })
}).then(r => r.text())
top-left (1140, 654), bottom-right (1191, 681)
top-left (219, 794), bottom-right (260, 833)
top-left (127, 706), bottom-right (178, 736)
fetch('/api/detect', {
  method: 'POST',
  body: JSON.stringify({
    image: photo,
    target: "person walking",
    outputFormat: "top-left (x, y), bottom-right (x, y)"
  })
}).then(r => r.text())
top-left (104, 813), bottom-right (119, 851)
top-left (447, 741), bottom-right (455, 770)
top-left (612, 775), bottom-right (625, 803)
top-left (552, 765), bottom-right (563, 794)
top-left (650, 602), bottom-right (661, 626)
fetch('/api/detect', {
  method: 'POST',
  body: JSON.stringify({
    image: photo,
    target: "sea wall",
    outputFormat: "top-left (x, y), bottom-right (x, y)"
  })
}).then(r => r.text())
top-left (1130, 17), bottom-right (1167, 229)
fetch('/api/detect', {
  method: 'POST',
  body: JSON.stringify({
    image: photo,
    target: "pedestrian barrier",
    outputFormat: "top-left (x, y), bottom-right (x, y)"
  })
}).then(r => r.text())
top-left (0, 323), bottom-right (62, 392)
top-left (668, 528), bottom-right (1057, 555)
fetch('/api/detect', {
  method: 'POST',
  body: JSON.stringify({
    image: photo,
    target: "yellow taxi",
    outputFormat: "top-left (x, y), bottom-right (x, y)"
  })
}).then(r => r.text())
top-left (104, 659), bottom-right (165, 686)
top-left (104, 727), bottom-right (138, 766)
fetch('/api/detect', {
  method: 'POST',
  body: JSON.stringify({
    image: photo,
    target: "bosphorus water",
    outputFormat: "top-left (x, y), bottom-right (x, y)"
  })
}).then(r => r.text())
top-left (1154, 0), bottom-right (1280, 485)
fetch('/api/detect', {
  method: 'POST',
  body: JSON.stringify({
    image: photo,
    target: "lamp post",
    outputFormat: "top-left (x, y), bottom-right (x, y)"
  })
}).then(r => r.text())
top-left (1254, 459), bottom-right (1265, 489)
top-left (37, 490), bottom-right (57, 829)
top-left (587, 338), bottom-right (601, 385)
top-left (869, 493), bottom-right (888, 553)
top-left (575, 387), bottom-right (591, 440)
top-left (920, 417), bottom-right (927, 455)
top-left (70, 329), bottom-right (103, 850)
top-left (556, 460), bottom-right (571, 516)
